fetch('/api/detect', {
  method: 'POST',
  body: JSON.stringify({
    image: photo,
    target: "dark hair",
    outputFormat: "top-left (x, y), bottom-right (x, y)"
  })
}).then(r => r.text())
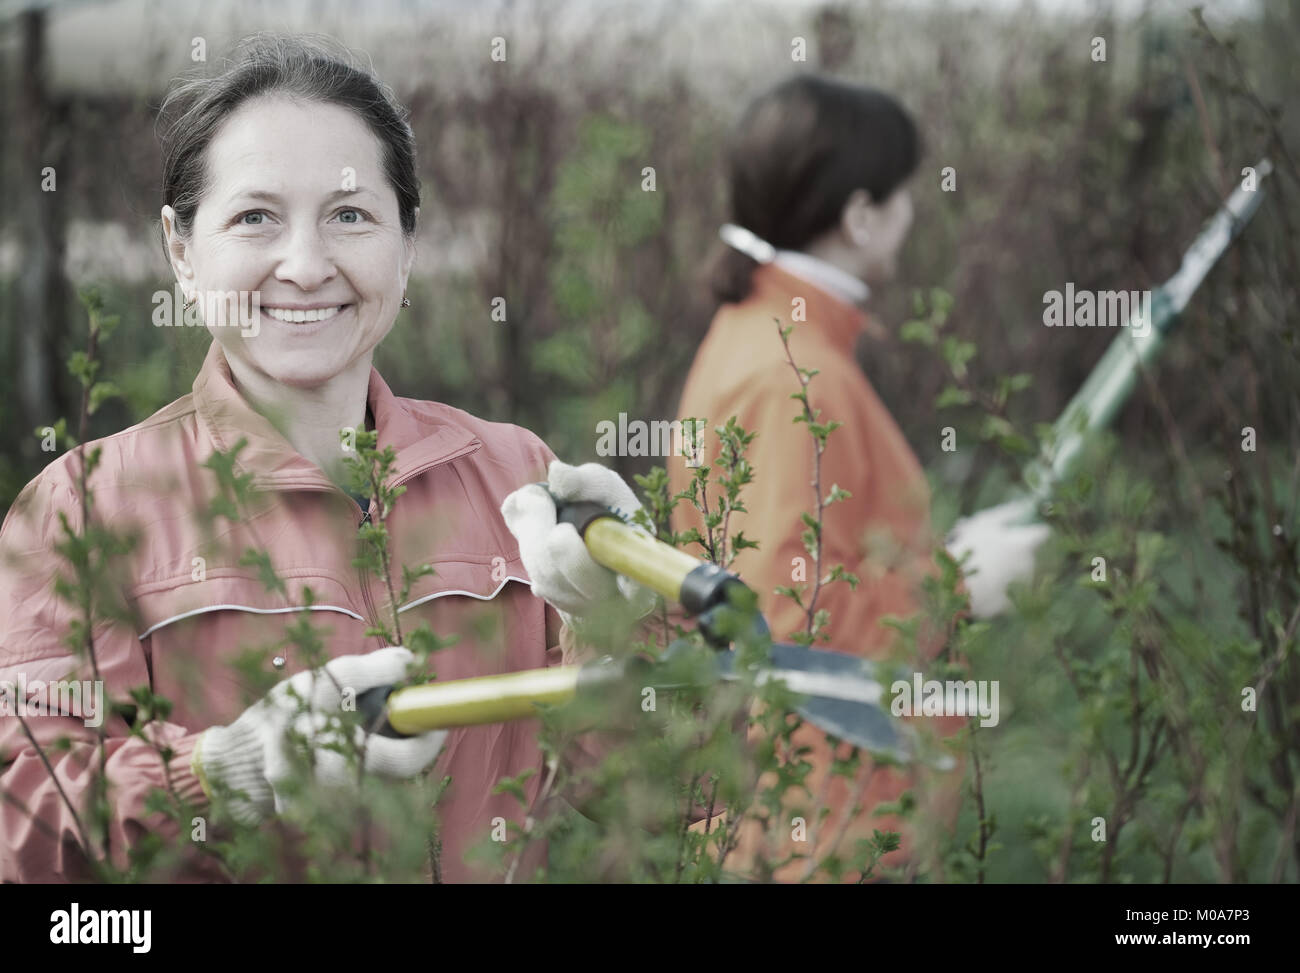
top-left (707, 75), bottom-right (920, 305)
top-left (157, 33), bottom-right (420, 254)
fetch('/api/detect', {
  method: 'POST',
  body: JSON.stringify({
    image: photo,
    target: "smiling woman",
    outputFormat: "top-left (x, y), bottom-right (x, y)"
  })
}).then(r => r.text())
top-left (0, 33), bottom-right (658, 883)
top-left (157, 37), bottom-right (422, 481)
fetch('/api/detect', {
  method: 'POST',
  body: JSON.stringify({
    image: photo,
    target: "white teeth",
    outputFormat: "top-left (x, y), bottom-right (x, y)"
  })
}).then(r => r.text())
top-left (264, 305), bottom-right (344, 323)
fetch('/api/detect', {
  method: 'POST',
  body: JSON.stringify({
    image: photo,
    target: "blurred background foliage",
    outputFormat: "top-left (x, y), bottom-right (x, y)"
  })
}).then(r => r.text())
top-left (1, 0), bottom-right (1297, 881)
top-left (3, 0), bottom-right (1292, 502)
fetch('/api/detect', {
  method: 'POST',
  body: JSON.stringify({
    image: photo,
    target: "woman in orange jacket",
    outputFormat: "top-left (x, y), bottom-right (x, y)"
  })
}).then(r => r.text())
top-left (670, 75), bottom-right (974, 881)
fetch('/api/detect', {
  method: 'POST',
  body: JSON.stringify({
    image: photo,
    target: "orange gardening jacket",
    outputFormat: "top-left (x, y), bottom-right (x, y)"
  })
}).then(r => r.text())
top-left (669, 262), bottom-right (966, 881)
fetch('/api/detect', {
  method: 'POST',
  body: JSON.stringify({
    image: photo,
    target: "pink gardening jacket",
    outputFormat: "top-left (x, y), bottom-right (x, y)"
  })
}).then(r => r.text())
top-left (0, 340), bottom-right (602, 883)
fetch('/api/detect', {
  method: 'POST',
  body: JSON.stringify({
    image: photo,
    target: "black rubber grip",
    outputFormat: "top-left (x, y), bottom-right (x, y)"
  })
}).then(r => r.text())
top-left (554, 499), bottom-right (617, 536)
top-left (679, 562), bottom-right (740, 615)
top-left (356, 684), bottom-right (405, 738)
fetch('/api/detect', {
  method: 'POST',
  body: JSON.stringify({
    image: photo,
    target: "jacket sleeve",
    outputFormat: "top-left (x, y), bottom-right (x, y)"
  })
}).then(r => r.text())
top-left (0, 467), bottom-right (209, 882)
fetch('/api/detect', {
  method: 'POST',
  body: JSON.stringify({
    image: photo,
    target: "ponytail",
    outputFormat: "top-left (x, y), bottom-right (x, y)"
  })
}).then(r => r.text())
top-left (706, 243), bottom-right (761, 306)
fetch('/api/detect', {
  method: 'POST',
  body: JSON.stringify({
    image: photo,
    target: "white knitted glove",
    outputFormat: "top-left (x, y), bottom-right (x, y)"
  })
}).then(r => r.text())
top-left (945, 498), bottom-right (1051, 619)
top-left (500, 460), bottom-right (657, 624)
top-left (193, 647), bottom-right (446, 824)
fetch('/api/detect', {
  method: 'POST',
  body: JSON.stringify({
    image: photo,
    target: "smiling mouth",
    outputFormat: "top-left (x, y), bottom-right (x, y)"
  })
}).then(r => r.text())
top-left (262, 304), bottom-right (349, 323)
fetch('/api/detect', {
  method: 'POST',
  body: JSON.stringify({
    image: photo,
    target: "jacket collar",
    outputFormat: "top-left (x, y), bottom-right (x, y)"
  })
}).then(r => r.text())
top-left (192, 340), bottom-right (480, 492)
top-left (749, 263), bottom-right (872, 354)
top-left (771, 250), bottom-right (871, 306)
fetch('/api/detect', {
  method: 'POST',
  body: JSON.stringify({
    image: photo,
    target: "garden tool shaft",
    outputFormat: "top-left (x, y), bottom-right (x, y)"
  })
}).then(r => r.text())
top-left (1009, 159), bottom-right (1273, 523)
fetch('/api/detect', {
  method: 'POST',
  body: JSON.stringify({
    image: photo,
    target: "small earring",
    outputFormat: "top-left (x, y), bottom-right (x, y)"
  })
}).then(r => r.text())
top-left (400, 294), bottom-right (411, 308)
top-left (183, 294), bottom-right (196, 310)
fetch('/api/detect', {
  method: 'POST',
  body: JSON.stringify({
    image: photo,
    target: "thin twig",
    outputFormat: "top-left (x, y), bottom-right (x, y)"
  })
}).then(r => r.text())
top-left (505, 754), bottom-right (560, 884)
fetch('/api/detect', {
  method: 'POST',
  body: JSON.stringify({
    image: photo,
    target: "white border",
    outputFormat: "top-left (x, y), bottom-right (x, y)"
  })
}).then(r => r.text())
top-left (136, 576), bottom-right (533, 640)
top-left (396, 575), bottom-right (530, 614)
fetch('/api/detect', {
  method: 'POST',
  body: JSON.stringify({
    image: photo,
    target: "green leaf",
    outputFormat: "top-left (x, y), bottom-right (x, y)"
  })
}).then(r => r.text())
top-left (899, 319), bottom-right (936, 346)
top-left (67, 350), bottom-right (97, 386)
top-left (940, 337), bottom-right (977, 379)
top-left (88, 382), bottom-right (122, 415)
top-left (935, 385), bottom-right (973, 409)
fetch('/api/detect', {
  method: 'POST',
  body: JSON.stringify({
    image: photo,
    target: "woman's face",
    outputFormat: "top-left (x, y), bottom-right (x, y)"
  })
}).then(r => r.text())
top-left (162, 94), bottom-right (414, 389)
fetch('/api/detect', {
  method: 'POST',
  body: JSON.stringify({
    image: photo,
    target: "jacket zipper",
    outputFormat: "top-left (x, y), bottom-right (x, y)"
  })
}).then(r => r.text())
top-left (355, 499), bottom-right (386, 646)
top-left (345, 439), bottom-right (483, 646)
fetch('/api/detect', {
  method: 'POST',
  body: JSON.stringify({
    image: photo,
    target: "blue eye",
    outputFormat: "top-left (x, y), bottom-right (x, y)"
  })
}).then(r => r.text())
top-left (238, 211), bottom-right (266, 225)
top-left (336, 209), bottom-right (366, 224)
